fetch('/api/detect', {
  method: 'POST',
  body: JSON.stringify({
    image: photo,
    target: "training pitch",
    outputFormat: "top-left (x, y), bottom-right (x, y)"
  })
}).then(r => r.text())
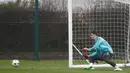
top-left (0, 60), bottom-right (130, 73)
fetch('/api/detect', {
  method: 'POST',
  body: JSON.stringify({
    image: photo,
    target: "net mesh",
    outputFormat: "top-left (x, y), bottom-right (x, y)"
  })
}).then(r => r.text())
top-left (72, 0), bottom-right (130, 65)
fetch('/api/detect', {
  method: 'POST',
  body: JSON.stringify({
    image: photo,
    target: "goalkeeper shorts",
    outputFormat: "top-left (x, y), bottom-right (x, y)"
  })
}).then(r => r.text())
top-left (90, 52), bottom-right (110, 63)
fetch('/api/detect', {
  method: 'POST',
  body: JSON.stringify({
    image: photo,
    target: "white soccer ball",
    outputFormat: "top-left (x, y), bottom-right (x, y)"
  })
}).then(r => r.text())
top-left (12, 59), bottom-right (20, 67)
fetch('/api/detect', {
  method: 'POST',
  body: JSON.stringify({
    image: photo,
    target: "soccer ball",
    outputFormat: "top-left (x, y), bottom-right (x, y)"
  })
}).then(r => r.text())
top-left (12, 59), bottom-right (20, 67)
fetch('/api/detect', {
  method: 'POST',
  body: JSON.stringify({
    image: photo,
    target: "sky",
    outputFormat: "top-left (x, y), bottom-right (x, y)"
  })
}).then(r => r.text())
top-left (0, 0), bottom-right (129, 7)
top-left (0, 0), bottom-right (15, 2)
top-left (0, 0), bottom-right (86, 5)
top-left (0, 0), bottom-right (87, 8)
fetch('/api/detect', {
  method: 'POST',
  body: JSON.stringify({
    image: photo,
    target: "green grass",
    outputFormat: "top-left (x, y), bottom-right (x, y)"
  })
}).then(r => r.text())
top-left (0, 60), bottom-right (130, 73)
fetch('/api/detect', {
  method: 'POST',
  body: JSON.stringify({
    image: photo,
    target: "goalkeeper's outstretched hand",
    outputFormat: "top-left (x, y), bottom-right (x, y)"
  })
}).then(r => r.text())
top-left (83, 54), bottom-right (90, 59)
top-left (83, 47), bottom-right (89, 51)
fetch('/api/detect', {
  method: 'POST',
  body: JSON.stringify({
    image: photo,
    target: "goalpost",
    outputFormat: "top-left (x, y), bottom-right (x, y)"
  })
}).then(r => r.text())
top-left (68, 0), bottom-right (130, 68)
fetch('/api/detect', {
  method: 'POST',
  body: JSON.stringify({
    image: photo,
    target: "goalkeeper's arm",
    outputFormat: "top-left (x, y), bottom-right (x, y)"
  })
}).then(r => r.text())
top-left (88, 38), bottom-right (102, 52)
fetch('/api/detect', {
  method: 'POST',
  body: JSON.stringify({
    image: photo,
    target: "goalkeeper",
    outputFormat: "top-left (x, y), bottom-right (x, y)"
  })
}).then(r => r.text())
top-left (83, 31), bottom-right (122, 71)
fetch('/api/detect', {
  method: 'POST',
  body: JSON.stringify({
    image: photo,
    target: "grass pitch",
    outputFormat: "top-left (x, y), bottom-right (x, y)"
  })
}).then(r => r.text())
top-left (0, 60), bottom-right (130, 73)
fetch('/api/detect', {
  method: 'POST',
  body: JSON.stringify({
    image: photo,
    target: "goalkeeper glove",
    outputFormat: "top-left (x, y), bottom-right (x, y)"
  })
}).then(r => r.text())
top-left (83, 47), bottom-right (89, 51)
top-left (83, 54), bottom-right (90, 59)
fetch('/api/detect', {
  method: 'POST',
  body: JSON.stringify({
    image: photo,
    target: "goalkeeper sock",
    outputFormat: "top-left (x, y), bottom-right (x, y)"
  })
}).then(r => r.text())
top-left (88, 63), bottom-right (93, 68)
top-left (115, 65), bottom-right (120, 69)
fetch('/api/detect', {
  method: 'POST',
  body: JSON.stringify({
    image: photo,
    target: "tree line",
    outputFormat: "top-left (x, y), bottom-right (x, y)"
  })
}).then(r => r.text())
top-left (0, 0), bottom-right (68, 52)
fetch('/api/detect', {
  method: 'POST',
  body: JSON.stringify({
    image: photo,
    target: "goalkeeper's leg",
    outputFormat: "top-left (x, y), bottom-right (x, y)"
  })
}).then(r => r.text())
top-left (84, 53), bottom-right (122, 71)
top-left (100, 53), bottom-right (122, 71)
top-left (84, 55), bottom-right (100, 70)
top-left (102, 59), bottom-right (122, 71)
top-left (97, 52), bottom-right (122, 71)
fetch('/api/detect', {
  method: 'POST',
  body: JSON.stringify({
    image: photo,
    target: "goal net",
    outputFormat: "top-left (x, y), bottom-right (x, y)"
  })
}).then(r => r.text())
top-left (68, 0), bottom-right (130, 68)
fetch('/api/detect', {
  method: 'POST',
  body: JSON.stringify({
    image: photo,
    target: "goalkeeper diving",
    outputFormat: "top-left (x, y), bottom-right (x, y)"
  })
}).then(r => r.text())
top-left (83, 31), bottom-right (122, 71)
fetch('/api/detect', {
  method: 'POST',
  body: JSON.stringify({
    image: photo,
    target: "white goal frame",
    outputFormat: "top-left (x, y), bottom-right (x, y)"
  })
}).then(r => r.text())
top-left (68, 0), bottom-right (130, 68)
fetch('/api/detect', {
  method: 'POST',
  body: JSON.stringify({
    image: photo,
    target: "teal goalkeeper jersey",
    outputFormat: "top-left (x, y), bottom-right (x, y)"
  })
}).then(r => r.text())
top-left (88, 36), bottom-right (113, 57)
